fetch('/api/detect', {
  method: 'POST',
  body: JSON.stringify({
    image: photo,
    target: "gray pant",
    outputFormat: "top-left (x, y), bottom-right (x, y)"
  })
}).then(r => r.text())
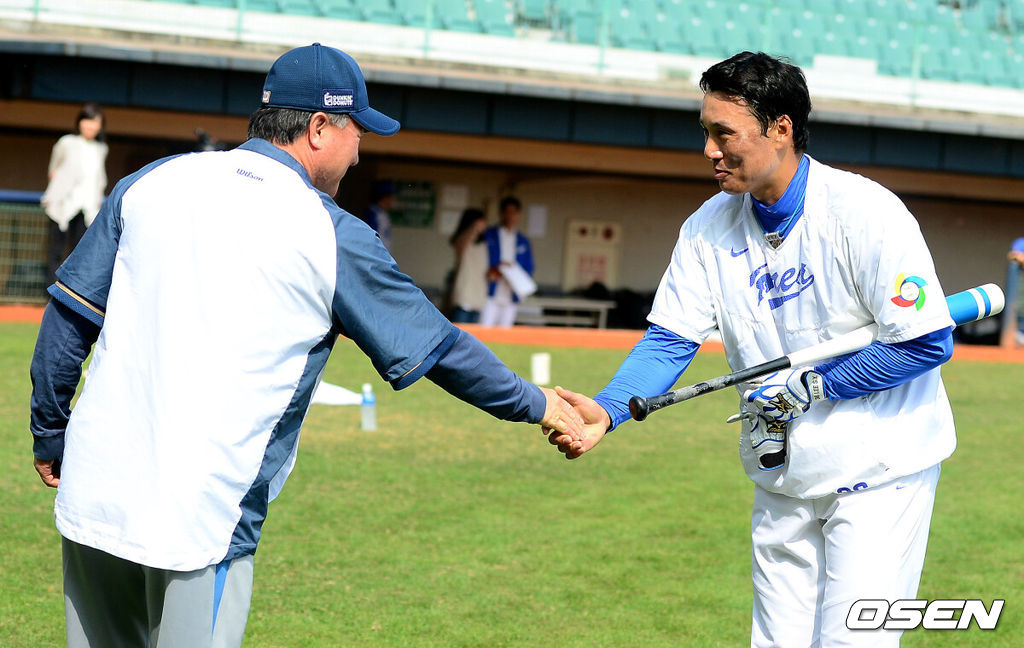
top-left (63, 537), bottom-right (253, 648)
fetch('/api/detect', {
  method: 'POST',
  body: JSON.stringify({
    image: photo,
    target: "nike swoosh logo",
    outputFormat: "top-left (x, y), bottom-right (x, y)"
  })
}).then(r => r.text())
top-left (730, 247), bottom-right (749, 257)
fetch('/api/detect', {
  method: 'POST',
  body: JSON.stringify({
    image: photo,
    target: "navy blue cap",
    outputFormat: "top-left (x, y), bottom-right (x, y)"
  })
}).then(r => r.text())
top-left (261, 43), bottom-right (400, 136)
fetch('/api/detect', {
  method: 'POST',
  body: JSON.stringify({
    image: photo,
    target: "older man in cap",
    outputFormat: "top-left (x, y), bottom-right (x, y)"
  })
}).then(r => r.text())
top-left (29, 43), bottom-right (583, 648)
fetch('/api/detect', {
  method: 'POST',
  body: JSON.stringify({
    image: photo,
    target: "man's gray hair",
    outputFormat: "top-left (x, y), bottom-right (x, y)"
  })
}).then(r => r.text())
top-left (247, 107), bottom-right (350, 144)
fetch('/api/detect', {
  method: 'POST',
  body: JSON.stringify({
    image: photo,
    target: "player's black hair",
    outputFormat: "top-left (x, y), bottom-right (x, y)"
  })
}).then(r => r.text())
top-left (247, 107), bottom-right (349, 145)
top-left (75, 102), bottom-right (106, 143)
top-left (699, 52), bottom-right (811, 153)
top-left (499, 196), bottom-right (521, 213)
top-left (450, 208), bottom-right (486, 245)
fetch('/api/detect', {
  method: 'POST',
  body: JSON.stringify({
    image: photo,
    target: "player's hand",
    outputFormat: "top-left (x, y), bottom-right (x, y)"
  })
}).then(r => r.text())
top-left (741, 367), bottom-right (826, 424)
top-left (728, 404), bottom-right (788, 471)
top-left (538, 386), bottom-right (585, 443)
top-left (544, 386), bottom-right (609, 460)
top-left (34, 457), bottom-right (60, 488)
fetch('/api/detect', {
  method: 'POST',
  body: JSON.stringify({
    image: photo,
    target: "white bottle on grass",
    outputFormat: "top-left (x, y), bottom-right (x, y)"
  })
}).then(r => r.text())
top-left (360, 383), bottom-right (377, 431)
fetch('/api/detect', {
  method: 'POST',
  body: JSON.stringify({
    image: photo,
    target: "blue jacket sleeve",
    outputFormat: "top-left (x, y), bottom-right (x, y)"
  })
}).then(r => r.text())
top-left (593, 324), bottom-right (701, 431)
top-left (29, 299), bottom-right (102, 461)
top-left (816, 327), bottom-right (953, 401)
top-left (517, 234), bottom-right (534, 275)
top-left (425, 329), bottom-right (546, 423)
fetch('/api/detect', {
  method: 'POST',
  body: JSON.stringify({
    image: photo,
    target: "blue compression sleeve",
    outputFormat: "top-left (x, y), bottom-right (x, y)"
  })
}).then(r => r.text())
top-left (425, 329), bottom-right (546, 423)
top-left (594, 324), bottom-right (700, 431)
top-left (29, 299), bottom-right (101, 461)
top-left (816, 327), bottom-right (953, 401)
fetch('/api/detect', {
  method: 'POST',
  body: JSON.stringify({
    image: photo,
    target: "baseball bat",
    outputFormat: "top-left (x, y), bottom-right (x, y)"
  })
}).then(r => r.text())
top-left (628, 283), bottom-right (1005, 421)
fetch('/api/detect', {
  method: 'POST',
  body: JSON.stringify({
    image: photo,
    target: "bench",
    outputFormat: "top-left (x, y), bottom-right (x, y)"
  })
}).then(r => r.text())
top-left (515, 296), bottom-right (617, 328)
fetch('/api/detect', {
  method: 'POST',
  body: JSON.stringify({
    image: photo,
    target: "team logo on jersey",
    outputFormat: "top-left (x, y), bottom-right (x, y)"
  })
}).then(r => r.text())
top-left (749, 263), bottom-right (814, 310)
top-left (891, 273), bottom-right (927, 310)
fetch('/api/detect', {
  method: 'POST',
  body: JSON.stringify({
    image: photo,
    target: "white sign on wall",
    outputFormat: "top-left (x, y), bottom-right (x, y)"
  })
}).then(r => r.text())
top-left (562, 220), bottom-right (622, 292)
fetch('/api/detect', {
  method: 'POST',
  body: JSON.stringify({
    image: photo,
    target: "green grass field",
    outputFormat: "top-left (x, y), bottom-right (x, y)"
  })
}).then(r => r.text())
top-left (1, 321), bottom-right (1020, 647)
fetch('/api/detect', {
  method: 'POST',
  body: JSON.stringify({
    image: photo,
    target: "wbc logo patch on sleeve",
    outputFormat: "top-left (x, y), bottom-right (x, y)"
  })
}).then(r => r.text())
top-left (891, 273), bottom-right (927, 310)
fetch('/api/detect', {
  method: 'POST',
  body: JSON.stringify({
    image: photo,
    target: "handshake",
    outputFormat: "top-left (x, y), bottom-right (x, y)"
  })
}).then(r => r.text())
top-left (537, 386), bottom-right (611, 460)
top-left (539, 367), bottom-right (828, 466)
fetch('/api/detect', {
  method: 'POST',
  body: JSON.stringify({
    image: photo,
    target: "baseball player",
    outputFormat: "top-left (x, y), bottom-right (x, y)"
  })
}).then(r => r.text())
top-left (548, 52), bottom-right (955, 647)
top-left (29, 43), bottom-right (582, 648)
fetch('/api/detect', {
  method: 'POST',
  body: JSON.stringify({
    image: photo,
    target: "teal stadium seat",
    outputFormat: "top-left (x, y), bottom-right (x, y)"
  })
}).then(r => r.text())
top-left (679, 15), bottom-right (725, 58)
top-left (832, 0), bottom-right (869, 17)
top-left (972, 50), bottom-right (1004, 86)
top-left (867, 0), bottom-right (903, 20)
top-left (244, 0), bottom-right (280, 13)
top-left (764, 5), bottom-right (797, 36)
top-left (360, 0), bottom-right (403, 24)
top-left (194, 0), bottom-right (237, 7)
top-left (609, 7), bottom-right (653, 50)
top-left (1008, 0), bottom-right (1024, 31)
top-left (569, 10), bottom-right (600, 44)
top-left (393, 0), bottom-right (426, 25)
top-left (849, 34), bottom-right (879, 61)
top-left (960, 3), bottom-right (991, 32)
top-left (433, 0), bottom-right (479, 32)
top-left (518, 0), bottom-right (549, 24)
top-left (647, 12), bottom-right (688, 54)
top-left (475, 0), bottom-right (516, 36)
top-left (943, 45), bottom-right (985, 84)
top-left (659, 0), bottom-right (693, 22)
top-left (692, 0), bottom-right (731, 28)
top-left (824, 12), bottom-right (858, 41)
top-left (319, 0), bottom-right (360, 20)
top-left (731, 2), bottom-right (768, 50)
top-left (1009, 52), bottom-right (1024, 88)
top-left (720, 19), bottom-right (764, 55)
top-left (895, 0), bottom-right (933, 24)
top-left (555, 0), bottom-right (593, 15)
top-left (876, 19), bottom-right (916, 77)
top-left (920, 22), bottom-right (952, 51)
top-left (780, 24), bottom-right (816, 66)
top-left (792, 8), bottom-right (827, 41)
top-left (279, 0), bottom-right (320, 15)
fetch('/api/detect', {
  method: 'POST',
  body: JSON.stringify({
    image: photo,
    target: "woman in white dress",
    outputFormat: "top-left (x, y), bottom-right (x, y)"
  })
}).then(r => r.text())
top-left (42, 102), bottom-right (108, 284)
top-left (448, 208), bottom-right (488, 323)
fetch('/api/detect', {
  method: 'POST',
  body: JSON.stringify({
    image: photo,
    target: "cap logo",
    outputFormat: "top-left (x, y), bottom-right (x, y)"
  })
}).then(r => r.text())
top-left (262, 90), bottom-right (271, 103)
top-left (323, 89), bottom-right (354, 109)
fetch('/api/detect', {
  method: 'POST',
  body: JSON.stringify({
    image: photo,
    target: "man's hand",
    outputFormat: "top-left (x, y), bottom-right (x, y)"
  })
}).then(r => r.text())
top-left (741, 367), bottom-right (825, 424)
top-left (539, 386), bottom-right (585, 443)
top-left (544, 386), bottom-right (609, 460)
top-left (34, 457), bottom-right (60, 488)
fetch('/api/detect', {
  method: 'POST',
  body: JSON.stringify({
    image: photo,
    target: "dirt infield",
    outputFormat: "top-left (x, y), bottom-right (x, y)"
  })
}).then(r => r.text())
top-left (3, 306), bottom-right (1021, 362)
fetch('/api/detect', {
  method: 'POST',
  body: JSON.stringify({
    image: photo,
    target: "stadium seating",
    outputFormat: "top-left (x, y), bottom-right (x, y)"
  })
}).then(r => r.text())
top-left (476, 0), bottom-right (516, 36)
top-left (160, 0), bottom-right (1024, 90)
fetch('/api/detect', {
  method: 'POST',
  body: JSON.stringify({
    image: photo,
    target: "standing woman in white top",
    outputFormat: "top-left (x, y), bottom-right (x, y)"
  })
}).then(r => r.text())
top-left (41, 102), bottom-right (108, 285)
top-left (448, 208), bottom-right (489, 323)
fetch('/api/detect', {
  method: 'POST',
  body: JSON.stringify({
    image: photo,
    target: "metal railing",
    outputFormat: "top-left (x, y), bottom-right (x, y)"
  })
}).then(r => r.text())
top-left (0, 191), bottom-right (49, 305)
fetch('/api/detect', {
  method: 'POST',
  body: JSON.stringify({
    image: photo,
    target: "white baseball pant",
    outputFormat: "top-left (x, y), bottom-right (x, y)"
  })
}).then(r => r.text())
top-left (751, 463), bottom-right (940, 648)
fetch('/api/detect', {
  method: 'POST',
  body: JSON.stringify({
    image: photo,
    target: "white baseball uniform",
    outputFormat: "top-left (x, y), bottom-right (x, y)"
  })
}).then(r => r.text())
top-left (647, 156), bottom-right (955, 646)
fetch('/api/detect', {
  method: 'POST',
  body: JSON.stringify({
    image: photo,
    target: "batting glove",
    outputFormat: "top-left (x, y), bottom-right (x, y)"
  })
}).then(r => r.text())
top-left (741, 367), bottom-right (826, 425)
top-left (728, 404), bottom-right (788, 471)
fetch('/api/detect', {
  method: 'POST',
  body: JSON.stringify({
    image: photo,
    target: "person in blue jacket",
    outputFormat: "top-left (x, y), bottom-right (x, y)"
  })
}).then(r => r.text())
top-left (28, 43), bottom-right (582, 648)
top-left (479, 196), bottom-right (534, 327)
